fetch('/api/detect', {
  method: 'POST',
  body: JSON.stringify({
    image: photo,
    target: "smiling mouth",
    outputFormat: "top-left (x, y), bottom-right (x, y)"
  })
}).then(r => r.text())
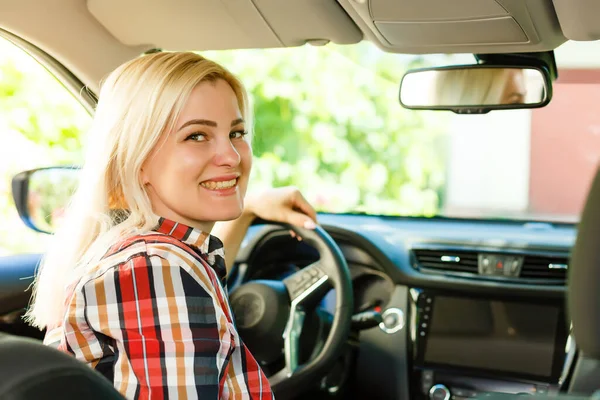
top-left (200, 178), bottom-right (238, 190)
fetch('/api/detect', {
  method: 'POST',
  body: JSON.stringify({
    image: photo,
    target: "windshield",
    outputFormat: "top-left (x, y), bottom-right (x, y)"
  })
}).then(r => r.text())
top-left (1, 36), bottom-right (597, 254)
top-left (203, 41), bottom-right (599, 224)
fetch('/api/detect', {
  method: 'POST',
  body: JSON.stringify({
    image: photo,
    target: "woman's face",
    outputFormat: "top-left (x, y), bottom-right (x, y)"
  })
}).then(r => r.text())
top-left (142, 79), bottom-right (252, 232)
top-left (500, 69), bottom-right (527, 105)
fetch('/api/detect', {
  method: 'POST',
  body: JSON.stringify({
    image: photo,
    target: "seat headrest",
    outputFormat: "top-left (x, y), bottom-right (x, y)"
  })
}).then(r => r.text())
top-left (0, 333), bottom-right (124, 400)
top-left (569, 164), bottom-right (600, 358)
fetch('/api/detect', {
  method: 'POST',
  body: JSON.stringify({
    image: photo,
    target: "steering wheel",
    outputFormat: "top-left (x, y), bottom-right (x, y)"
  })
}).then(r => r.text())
top-left (228, 224), bottom-right (353, 399)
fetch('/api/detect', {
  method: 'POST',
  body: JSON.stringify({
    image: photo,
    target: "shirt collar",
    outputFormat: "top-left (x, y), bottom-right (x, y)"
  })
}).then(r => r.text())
top-left (153, 217), bottom-right (228, 284)
top-left (154, 217), bottom-right (212, 254)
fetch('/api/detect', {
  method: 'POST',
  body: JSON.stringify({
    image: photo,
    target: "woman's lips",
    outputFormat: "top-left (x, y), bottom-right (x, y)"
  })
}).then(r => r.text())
top-left (200, 177), bottom-right (238, 190)
top-left (199, 176), bottom-right (239, 196)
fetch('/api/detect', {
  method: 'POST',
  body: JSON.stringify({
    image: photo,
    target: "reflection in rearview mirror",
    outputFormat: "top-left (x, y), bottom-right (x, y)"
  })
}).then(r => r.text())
top-left (400, 66), bottom-right (549, 112)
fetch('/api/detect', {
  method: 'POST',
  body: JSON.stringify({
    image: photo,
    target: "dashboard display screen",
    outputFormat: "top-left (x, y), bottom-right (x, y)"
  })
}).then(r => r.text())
top-left (424, 296), bottom-right (564, 378)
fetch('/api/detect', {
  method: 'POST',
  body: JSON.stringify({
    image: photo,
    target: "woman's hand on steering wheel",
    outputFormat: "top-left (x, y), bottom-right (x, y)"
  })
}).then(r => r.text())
top-left (245, 187), bottom-right (318, 231)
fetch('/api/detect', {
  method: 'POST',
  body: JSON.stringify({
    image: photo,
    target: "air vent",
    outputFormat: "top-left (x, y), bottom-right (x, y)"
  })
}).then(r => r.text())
top-left (520, 255), bottom-right (568, 281)
top-left (413, 249), bottom-right (478, 274)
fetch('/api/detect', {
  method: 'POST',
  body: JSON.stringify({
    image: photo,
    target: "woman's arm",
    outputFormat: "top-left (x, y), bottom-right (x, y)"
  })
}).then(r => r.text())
top-left (63, 254), bottom-right (234, 399)
top-left (211, 187), bottom-right (318, 271)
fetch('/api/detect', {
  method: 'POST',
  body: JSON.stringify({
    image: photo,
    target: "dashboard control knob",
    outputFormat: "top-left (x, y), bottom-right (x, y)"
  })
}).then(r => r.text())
top-left (429, 384), bottom-right (451, 400)
top-left (378, 308), bottom-right (405, 334)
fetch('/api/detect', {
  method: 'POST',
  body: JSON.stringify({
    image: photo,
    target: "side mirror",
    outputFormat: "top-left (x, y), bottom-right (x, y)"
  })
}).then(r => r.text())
top-left (11, 167), bottom-right (79, 234)
top-left (399, 65), bottom-right (552, 113)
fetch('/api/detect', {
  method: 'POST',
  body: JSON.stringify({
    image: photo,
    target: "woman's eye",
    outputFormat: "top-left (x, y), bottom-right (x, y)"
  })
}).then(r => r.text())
top-left (230, 130), bottom-right (248, 139)
top-left (186, 133), bottom-right (207, 142)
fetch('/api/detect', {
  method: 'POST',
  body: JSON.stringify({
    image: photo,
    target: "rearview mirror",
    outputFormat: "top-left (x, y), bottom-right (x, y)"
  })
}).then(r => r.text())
top-left (399, 65), bottom-right (551, 113)
top-left (12, 167), bottom-right (79, 234)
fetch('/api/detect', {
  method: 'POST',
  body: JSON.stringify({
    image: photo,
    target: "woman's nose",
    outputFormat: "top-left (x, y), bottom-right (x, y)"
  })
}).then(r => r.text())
top-left (213, 137), bottom-right (241, 167)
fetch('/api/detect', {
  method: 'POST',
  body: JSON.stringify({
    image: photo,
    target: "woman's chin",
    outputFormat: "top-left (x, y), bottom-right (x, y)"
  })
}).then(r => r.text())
top-left (208, 207), bottom-right (245, 222)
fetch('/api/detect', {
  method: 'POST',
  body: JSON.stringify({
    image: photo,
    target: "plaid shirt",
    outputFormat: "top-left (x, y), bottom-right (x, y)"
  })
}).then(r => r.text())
top-left (44, 218), bottom-right (274, 400)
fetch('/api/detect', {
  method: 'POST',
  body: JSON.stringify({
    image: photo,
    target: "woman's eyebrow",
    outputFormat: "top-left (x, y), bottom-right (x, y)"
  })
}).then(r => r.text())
top-left (231, 118), bottom-right (244, 127)
top-left (178, 119), bottom-right (217, 131)
top-left (178, 118), bottom-right (244, 131)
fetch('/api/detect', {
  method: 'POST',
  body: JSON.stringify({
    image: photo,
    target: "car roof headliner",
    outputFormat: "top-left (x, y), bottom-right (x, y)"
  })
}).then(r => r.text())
top-left (1, 0), bottom-right (599, 93)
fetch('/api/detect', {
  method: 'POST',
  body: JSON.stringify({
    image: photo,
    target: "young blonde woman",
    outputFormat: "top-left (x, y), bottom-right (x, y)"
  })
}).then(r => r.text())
top-left (433, 68), bottom-right (527, 106)
top-left (26, 52), bottom-right (318, 399)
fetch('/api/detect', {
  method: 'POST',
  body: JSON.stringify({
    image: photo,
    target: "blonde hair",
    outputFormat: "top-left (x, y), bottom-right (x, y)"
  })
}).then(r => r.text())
top-left (433, 68), bottom-right (513, 106)
top-left (26, 52), bottom-right (252, 329)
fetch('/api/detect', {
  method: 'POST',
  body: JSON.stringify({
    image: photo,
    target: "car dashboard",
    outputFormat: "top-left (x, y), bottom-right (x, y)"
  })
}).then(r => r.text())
top-left (0, 213), bottom-right (577, 399)
top-left (231, 213), bottom-right (576, 400)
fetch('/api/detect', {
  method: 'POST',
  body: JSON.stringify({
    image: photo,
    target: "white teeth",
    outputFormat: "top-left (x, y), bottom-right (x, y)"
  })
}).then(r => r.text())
top-left (201, 178), bottom-right (237, 190)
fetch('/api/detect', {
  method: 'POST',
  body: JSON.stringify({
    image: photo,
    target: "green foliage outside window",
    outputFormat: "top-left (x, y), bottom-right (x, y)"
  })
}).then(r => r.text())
top-left (0, 39), bottom-right (453, 254)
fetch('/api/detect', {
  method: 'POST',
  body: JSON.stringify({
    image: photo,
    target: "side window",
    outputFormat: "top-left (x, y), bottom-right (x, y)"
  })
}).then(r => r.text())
top-left (0, 37), bottom-right (91, 255)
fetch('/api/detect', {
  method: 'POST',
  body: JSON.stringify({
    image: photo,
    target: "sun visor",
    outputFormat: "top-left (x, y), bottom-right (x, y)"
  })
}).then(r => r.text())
top-left (87, 0), bottom-right (362, 51)
top-left (376, 17), bottom-right (528, 47)
top-left (338, 0), bottom-right (565, 54)
top-left (553, 0), bottom-right (600, 41)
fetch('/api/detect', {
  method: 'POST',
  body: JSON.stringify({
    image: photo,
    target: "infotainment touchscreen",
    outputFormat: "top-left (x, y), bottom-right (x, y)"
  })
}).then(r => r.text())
top-left (421, 296), bottom-right (567, 380)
